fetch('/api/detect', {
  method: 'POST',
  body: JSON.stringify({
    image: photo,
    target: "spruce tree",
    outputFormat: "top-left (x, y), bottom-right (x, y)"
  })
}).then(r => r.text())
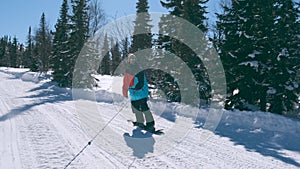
top-left (18, 43), bottom-right (25, 67)
top-left (0, 37), bottom-right (5, 66)
top-left (157, 0), bottom-right (209, 103)
top-left (0, 36), bottom-right (13, 67)
top-left (73, 39), bottom-right (99, 88)
top-left (31, 43), bottom-right (39, 72)
top-left (267, 0), bottom-right (300, 114)
top-left (69, 0), bottom-right (90, 88)
top-left (130, 0), bottom-right (153, 53)
top-left (35, 13), bottom-right (52, 72)
top-left (24, 27), bottom-right (34, 69)
top-left (98, 34), bottom-right (110, 75)
top-left (9, 37), bottom-right (18, 68)
top-left (111, 41), bottom-right (121, 75)
top-left (217, 0), bottom-right (258, 110)
top-left (52, 0), bottom-right (71, 87)
top-left (23, 27), bottom-right (38, 71)
top-left (0, 36), bottom-right (25, 68)
top-left (121, 37), bottom-right (129, 60)
top-left (217, 0), bottom-right (299, 114)
top-left (6, 37), bottom-right (12, 67)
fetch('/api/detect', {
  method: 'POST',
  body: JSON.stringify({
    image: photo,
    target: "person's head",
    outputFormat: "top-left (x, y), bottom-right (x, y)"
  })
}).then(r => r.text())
top-left (128, 53), bottom-right (137, 64)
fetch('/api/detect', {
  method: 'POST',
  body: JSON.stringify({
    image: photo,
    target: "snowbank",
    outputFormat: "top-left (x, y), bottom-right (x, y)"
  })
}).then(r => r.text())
top-left (21, 72), bottom-right (40, 83)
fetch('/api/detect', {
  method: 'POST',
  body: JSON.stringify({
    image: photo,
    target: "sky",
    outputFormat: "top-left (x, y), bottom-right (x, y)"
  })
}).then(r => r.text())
top-left (0, 0), bottom-right (220, 44)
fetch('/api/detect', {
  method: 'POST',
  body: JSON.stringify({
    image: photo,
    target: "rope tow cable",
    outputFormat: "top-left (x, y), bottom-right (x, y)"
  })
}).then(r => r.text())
top-left (63, 103), bottom-right (127, 169)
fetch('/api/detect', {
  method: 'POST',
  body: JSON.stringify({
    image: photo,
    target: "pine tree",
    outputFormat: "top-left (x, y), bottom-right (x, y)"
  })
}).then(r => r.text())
top-left (156, 0), bottom-right (209, 103)
top-left (111, 41), bottom-right (121, 74)
top-left (52, 0), bottom-right (71, 87)
top-left (0, 37), bottom-right (5, 66)
top-left (130, 0), bottom-right (153, 53)
top-left (267, 0), bottom-right (300, 114)
top-left (160, 0), bottom-right (208, 31)
top-left (9, 37), bottom-right (18, 68)
top-left (24, 27), bottom-right (32, 68)
top-left (35, 13), bottom-right (52, 72)
top-left (69, 0), bottom-right (90, 88)
top-left (216, 0), bottom-right (299, 114)
top-left (217, 0), bottom-right (254, 110)
top-left (26, 27), bottom-right (38, 71)
top-left (0, 36), bottom-right (10, 67)
top-left (31, 43), bottom-right (39, 72)
top-left (121, 37), bottom-right (129, 60)
top-left (98, 34), bottom-right (110, 75)
top-left (18, 43), bottom-right (25, 67)
top-left (73, 39), bottom-right (99, 88)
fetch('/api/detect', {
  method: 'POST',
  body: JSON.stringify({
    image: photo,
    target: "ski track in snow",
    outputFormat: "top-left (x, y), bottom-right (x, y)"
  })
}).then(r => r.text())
top-left (0, 68), bottom-right (299, 169)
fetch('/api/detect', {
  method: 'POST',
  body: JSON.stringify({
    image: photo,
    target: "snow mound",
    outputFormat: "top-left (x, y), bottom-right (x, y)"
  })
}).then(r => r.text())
top-left (21, 72), bottom-right (40, 83)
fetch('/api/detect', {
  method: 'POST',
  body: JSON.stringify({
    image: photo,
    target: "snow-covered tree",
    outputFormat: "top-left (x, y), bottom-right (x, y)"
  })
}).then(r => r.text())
top-left (267, 0), bottom-right (300, 114)
top-left (216, 0), bottom-right (299, 114)
top-left (154, 0), bottom-right (210, 103)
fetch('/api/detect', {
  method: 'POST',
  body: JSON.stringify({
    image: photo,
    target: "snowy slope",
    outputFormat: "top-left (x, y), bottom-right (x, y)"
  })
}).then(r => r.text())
top-left (0, 67), bottom-right (299, 169)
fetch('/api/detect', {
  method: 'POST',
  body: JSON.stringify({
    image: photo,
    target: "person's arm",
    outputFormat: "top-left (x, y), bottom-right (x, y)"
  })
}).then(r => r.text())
top-left (123, 73), bottom-right (134, 97)
top-left (133, 71), bottom-right (145, 90)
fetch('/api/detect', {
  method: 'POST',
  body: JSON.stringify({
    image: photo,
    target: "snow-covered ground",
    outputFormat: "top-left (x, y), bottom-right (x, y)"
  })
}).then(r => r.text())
top-left (0, 67), bottom-right (299, 169)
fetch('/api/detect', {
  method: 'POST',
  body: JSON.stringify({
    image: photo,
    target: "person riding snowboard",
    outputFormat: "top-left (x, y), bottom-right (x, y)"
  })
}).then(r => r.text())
top-left (122, 53), bottom-right (156, 132)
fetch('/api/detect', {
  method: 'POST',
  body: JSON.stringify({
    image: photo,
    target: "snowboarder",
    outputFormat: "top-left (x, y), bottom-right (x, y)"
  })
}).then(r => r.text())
top-left (122, 53), bottom-right (156, 132)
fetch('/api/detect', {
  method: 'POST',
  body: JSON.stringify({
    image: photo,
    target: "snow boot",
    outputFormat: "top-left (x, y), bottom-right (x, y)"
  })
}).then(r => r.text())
top-left (132, 121), bottom-right (145, 129)
top-left (145, 121), bottom-right (155, 133)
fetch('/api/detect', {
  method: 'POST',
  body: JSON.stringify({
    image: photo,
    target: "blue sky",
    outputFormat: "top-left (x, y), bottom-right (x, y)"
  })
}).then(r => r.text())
top-left (0, 0), bottom-right (219, 44)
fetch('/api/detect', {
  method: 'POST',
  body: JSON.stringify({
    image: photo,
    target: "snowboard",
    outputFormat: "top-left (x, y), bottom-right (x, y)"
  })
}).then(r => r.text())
top-left (127, 120), bottom-right (164, 135)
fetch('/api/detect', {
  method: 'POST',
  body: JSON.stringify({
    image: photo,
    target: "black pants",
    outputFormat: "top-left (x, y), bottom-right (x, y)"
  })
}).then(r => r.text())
top-left (131, 98), bottom-right (149, 112)
top-left (131, 98), bottom-right (154, 124)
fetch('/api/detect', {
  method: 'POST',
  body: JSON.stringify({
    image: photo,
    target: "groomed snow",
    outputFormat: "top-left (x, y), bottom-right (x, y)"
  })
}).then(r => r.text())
top-left (0, 67), bottom-right (299, 169)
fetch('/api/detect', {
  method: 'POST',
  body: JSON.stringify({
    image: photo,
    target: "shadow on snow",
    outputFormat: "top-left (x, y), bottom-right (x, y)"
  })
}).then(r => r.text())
top-left (0, 81), bottom-right (72, 122)
top-left (196, 110), bottom-right (300, 168)
top-left (123, 128), bottom-right (155, 159)
top-left (149, 99), bottom-right (300, 168)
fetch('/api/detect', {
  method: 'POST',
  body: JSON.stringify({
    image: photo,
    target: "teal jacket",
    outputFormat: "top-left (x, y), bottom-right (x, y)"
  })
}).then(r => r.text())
top-left (122, 65), bottom-right (149, 101)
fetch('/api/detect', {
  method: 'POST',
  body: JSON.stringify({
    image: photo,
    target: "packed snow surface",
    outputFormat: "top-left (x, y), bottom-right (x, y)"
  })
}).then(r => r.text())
top-left (0, 67), bottom-right (299, 169)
